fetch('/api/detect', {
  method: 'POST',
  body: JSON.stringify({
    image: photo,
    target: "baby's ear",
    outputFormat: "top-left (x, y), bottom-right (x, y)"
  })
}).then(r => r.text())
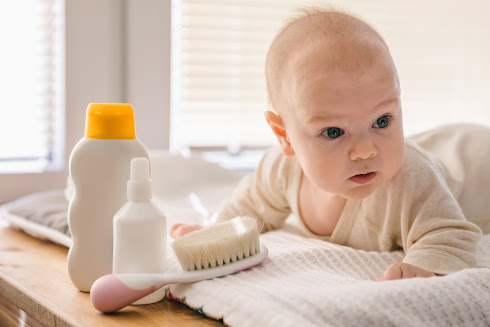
top-left (264, 111), bottom-right (295, 157)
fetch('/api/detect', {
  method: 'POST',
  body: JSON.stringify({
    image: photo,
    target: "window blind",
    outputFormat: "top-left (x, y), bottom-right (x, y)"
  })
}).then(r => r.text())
top-left (0, 0), bottom-right (63, 172)
top-left (171, 0), bottom-right (490, 151)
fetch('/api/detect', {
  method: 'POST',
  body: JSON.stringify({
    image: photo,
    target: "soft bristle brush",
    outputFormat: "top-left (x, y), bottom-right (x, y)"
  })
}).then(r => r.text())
top-left (90, 216), bottom-right (268, 313)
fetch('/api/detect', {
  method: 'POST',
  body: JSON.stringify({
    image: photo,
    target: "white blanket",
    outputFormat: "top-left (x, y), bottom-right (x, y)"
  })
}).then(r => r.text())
top-left (168, 227), bottom-right (490, 326)
top-left (2, 151), bottom-right (490, 326)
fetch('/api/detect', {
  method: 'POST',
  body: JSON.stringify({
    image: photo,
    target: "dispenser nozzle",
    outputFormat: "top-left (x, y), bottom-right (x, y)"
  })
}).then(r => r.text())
top-left (128, 157), bottom-right (152, 201)
top-left (131, 157), bottom-right (150, 181)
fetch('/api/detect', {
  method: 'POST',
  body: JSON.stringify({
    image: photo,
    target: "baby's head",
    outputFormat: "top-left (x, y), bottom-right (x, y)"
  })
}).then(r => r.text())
top-left (265, 8), bottom-right (404, 200)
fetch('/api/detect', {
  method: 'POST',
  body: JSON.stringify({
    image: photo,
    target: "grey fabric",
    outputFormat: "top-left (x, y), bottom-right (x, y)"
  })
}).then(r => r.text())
top-left (4, 189), bottom-right (70, 236)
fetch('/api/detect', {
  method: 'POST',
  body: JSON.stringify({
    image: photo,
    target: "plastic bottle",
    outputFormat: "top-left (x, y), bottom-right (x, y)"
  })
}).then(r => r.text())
top-left (67, 103), bottom-right (149, 292)
top-left (113, 157), bottom-right (167, 304)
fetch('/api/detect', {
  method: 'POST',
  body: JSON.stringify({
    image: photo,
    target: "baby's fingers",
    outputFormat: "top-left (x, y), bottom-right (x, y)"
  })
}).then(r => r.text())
top-left (381, 262), bottom-right (436, 281)
top-left (170, 223), bottom-right (202, 238)
top-left (380, 262), bottom-right (404, 280)
top-left (170, 224), bottom-right (184, 238)
top-left (413, 267), bottom-right (437, 278)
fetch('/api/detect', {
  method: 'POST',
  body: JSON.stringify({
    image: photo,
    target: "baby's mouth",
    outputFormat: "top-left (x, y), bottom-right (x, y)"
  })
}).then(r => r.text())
top-left (349, 172), bottom-right (377, 185)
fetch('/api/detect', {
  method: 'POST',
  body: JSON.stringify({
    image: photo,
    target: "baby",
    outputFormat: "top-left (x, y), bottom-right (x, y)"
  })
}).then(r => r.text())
top-left (172, 8), bottom-right (489, 280)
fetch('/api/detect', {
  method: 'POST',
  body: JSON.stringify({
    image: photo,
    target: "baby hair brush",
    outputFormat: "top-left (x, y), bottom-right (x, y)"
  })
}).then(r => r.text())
top-left (90, 216), bottom-right (268, 313)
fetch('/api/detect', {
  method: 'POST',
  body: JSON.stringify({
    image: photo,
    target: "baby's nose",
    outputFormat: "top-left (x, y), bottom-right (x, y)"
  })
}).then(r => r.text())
top-left (348, 138), bottom-right (377, 160)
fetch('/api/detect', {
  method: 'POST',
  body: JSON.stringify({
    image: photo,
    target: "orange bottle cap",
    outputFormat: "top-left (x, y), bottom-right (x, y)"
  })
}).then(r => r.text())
top-left (85, 103), bottom-right (136, 139)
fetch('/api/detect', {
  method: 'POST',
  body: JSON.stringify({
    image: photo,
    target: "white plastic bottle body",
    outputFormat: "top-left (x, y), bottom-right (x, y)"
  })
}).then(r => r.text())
top-left (113, 202), bottom-right (166, 273)
top-left (113, 201), bottom-right (167, 304)
top-left (67, 138), bottom-right (148, 292)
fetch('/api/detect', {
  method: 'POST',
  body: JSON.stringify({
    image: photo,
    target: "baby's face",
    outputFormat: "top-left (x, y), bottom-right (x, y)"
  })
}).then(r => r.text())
top-left (285, 59), bottom-right (404, 200)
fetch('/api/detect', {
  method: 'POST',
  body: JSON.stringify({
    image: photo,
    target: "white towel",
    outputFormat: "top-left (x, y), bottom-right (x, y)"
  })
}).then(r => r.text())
top-left (168, 224), bottom-right (490, 327)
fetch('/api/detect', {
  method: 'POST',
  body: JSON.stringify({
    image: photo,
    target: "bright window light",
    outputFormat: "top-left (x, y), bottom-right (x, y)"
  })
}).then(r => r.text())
top-left (0, 0), bottom-right (64, 174)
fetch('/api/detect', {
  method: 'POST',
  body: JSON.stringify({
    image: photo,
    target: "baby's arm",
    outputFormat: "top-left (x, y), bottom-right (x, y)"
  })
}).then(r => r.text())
top-left (211, 147), bottom-right (293, 231)
top-left (392, 144), bottom-right (481, 276)
top-left (363, 142), bottom-right (482, 280)
top-left (171, 147), bottom-right (292, 238)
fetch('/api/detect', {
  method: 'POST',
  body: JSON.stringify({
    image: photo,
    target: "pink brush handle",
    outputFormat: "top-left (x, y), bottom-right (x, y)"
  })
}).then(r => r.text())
top-left (90, 244), bottom-right (269, 313)
top-left (90, 275), bottom-right (156, 313)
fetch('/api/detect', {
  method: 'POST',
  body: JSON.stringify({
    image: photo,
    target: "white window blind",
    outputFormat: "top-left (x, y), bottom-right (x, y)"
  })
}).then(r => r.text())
top-left (171, 0), bottom-right (490, 151)
top-left (0, 0), bottom-right (64, 173)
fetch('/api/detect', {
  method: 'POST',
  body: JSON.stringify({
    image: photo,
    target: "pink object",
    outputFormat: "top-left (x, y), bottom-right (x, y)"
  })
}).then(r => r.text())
top-left (90, 275), bottom-right (156, 313)
top-left (90, 244), bottom-right (269, 313)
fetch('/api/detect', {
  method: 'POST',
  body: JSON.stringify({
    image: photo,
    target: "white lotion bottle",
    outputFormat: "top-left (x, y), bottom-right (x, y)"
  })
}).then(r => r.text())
top-left (113, 157), bottom-right (167, 304)
top-left (67, 103), bottom-right (149, 292)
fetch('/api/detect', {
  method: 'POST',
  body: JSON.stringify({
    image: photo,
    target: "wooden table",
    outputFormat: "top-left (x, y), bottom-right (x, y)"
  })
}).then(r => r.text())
top-left (0, 226), bottom-right (223, 327)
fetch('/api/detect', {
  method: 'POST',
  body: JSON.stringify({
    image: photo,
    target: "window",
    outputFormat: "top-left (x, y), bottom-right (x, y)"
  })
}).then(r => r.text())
top-left (0, 0), bottom-right (64, 173)
top-left (0, 1), bottom-right (129, 204)
top-left (171, 0), bottom-right (490, 161)
top-left (170, 0), bottom-right (292, 153)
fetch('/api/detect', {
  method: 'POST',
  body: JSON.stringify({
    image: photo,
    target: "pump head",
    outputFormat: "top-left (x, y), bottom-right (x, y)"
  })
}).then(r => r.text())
top-left (128, 157), bottom-right (152, 201)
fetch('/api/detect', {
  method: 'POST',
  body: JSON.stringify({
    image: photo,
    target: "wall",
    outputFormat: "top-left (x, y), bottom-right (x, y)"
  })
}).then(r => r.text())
top-left (0, 0), bottom-right (171, 204)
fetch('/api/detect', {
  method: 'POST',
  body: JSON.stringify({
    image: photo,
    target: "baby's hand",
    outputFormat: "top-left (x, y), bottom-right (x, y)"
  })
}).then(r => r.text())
top-left (170, 223), bottom-right (202, 239)
top-left (380, 262), bottom-right (436, 281)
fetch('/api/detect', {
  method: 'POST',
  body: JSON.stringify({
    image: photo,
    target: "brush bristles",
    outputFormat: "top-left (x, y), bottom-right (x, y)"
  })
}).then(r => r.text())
top-left (172, 216), bottom-right (260, 271)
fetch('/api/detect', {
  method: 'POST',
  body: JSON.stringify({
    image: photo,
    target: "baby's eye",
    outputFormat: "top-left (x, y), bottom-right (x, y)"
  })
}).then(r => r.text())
top-left (372, 115), bottom-right (390, 129)
top-left (321, 127), bottom-right (344, 139)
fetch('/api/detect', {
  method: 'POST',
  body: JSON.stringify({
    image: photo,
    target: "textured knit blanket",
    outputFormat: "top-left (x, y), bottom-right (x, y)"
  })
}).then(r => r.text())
top-left (168, 224), bottom-right (490, 327)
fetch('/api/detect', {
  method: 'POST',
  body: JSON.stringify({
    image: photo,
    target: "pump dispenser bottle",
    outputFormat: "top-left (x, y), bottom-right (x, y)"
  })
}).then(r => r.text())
top-left (113, 157), bottom-right (167, 304)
